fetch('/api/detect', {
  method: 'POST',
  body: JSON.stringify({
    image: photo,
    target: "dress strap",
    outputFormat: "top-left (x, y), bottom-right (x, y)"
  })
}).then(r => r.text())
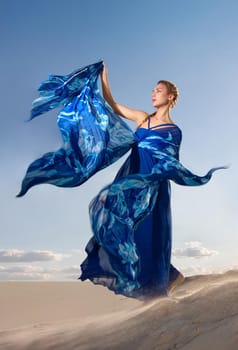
top-left (150, 123), bottom-right (176, 130)
top-left (148, 116), bottom-right (151, 128)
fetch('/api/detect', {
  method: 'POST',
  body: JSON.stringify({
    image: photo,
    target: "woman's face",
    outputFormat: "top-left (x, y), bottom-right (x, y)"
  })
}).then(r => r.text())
top-left (151, 83), bottom-right (172, 108)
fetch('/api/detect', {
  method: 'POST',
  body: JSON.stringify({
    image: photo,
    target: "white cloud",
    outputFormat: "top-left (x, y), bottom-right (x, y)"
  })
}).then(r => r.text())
top-left (0, 248), bottom-right (83, 280)
top-left (0, 264), bottom-right (81, 281)
top-left (61, 265), bottom-right (81, 274)
top-left (172, 241), bottom-right (219, 259)
top-left (0, 249), bottom-right (70, 263)
top-left (178, 265), bottom-right (219, 276)
top-left (178, 265), bottom-right (238, 277)
top-left (0, 265), bottom-right (51, 280)
top-left (70, 249), bottom-right (86, 258)
top-left (0, 265), bottom-right (44, 273)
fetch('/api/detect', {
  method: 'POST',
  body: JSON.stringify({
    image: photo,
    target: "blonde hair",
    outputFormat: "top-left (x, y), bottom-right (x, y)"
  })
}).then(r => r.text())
top-left (137, 80), bottom-right (179, 129)
top-left (157, 80), bottom-right (179, 108)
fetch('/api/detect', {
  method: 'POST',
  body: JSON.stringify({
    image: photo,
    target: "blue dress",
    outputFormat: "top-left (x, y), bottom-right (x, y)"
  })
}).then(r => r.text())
top-left (132, 123), bottom-right (182, 295)
top-left (80, 120), bottom-right (183, 298)
top-left (17, 61), bottom-right (227, 299)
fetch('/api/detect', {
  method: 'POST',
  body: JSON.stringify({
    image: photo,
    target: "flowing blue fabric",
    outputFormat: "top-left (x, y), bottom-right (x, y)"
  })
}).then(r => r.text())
top-left (16, 61), bottom-right (134, 197)
top-left (17, 61), bottom-right (227, 299)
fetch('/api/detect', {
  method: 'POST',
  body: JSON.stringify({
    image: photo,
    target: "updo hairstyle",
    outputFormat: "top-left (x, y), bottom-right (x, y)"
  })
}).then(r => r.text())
top-left (157, 80), bottom-right (179, 108)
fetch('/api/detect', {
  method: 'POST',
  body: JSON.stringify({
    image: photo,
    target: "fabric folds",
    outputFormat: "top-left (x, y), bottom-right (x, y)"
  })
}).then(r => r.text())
top-left (16, 61), bottom-right (135, 197)
top-left (17, 61), bottom-right (227, 298)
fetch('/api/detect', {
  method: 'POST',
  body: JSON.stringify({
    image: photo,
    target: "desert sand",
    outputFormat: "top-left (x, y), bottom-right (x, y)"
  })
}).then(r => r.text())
top-left (0, 270), bottom-right (238, 350)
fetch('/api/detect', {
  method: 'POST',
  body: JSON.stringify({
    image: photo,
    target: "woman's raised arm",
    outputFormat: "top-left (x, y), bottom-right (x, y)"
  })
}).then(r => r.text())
top-left (100, 62), bottom-right (148, 125)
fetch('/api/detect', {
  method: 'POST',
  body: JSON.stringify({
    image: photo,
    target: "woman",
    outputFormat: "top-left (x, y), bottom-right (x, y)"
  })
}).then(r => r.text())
top-left (79, 63), bottom-right (185, 299)
top-left (17, 60), bottom-right (226, 300)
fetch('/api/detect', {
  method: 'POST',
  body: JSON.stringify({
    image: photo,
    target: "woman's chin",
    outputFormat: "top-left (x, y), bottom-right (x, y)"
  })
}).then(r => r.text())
top-left (152, 102), bottom-right (169, 109)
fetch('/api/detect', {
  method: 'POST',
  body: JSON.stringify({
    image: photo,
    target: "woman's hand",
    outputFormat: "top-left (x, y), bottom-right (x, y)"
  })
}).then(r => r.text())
top-left (100, 61), bottom-right (106, 76)
top-left (100, 61), bottom-right (108, 82)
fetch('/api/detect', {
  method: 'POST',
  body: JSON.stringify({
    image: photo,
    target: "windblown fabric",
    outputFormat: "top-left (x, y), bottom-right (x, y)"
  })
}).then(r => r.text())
top-left (17, 61), bottom-right (227, 299)
top-left (16, 61), bottom-right (135, 197)
top-left (80, 125), bottom-right (226, 298)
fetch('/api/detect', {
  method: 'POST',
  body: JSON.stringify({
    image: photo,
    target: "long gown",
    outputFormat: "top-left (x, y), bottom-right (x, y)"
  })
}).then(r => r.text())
top-left (17, 61), bottom-right (227, 299)
top-left (80, 120), bottom-right (183, 299)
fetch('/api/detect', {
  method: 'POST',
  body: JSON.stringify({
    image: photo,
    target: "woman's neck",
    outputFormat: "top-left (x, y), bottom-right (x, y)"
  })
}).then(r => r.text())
top-left (152, 106), bottom-right (173, 124)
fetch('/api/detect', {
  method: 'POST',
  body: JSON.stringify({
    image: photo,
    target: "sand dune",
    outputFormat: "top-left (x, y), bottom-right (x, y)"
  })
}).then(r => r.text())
top-left (0, 270), bottom-right (238, 350)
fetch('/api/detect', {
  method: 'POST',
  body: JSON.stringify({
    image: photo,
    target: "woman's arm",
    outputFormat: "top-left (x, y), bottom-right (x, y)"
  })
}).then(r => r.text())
top-left (100, 62), bottom-right (148, 124)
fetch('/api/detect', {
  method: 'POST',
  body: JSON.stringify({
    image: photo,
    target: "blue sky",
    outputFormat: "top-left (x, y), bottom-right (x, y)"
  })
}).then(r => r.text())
top-left (0, 0), bottom-right (237, 280)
